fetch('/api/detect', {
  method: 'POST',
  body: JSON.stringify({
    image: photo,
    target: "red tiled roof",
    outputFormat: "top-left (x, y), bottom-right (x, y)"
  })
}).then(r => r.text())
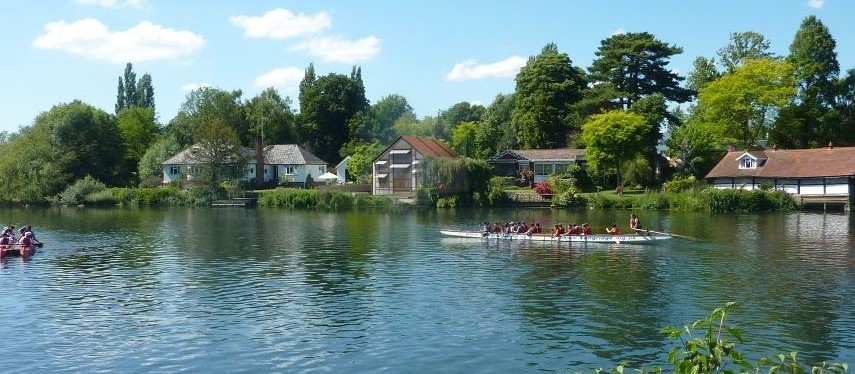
top-left (401, 135), bottom-right (457, 158)
top-left (705, 147), bottom-right (855, 179)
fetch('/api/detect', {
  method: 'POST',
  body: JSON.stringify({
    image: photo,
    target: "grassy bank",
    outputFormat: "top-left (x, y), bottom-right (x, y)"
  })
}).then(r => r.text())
top-left (576, 187), bottom-right (797, 212)
top-left (257, 188), bottom-right (398, 210)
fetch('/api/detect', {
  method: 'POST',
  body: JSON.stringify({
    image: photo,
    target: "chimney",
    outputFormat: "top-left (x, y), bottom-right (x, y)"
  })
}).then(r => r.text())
top-left (828, 141), bottom-right (834, 150)
top-left (727, 145), bottom-right (735, 152)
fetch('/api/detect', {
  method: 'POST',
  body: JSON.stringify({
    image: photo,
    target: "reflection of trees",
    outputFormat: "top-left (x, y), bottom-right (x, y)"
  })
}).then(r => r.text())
top-left (512, 246), bottom-right (667, 365)
top-left (578, 249), bottom-right (667, 364)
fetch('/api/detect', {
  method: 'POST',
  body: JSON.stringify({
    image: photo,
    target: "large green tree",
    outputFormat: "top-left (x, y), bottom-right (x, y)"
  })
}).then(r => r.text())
top-left (370, 94), bottom-right (414, 144)
top-left (588, 32), bottom-right (692, 109)
top-left (245, 87), bottom-right (296, 145)
top-left (116, 107), bottom-right (159, 183)
top-left (512, 43), bottom-right (587, 149)
top-left (190, 120), bottom-right (247, 191)
top-left (580, 110), bottom-right (650, 193)
top-left (475, 93), bottom-right (516, 159)
top-left (441, 102), bottom-right (485, 135)
top-left (297, 66), bottom-right (369, 164)
top-left (717, 31), bottom-right (776, 72)
top-left (167, 87), bottom-right (247, 147)
top-left (686, 56), bottom-right (722, 92)
top-left (698, 58), bottom-right (795, 148)
top-left (0, 101), bottom-right (124, 202)
top-left (115, 63), bottom-right (155, 113)
top-left (772, 15), bottom-right (843, 148)
top-left (138, 134), bottom-right (183, 185)
top-left (450, 121), bottom-right (478, 158)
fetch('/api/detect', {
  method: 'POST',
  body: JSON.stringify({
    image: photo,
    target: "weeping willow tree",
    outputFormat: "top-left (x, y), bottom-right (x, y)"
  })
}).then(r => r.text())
top-left (416, 158), bottom-right (493, 207)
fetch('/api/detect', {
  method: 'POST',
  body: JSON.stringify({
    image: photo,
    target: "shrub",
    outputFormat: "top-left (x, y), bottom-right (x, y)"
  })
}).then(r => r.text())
top-left (57, 176), bottom-right (106, 205)
top-left (533, 182), bottom-right (552, 197)
top-left (436, 195), bottom-right (459, 208)
top-left (664, 175), bottom-right (698, 193)
top-left (487, 176), bottom-right (509, 204)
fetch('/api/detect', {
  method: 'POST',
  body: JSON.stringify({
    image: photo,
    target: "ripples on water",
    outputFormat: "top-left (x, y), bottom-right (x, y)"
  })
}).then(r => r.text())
top-left (0, 208), bottom-right (854, 372)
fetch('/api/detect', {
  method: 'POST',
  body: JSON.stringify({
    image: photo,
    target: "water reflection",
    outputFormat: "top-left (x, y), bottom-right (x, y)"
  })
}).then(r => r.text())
top-left (0, 207), bottom-right (853, 372)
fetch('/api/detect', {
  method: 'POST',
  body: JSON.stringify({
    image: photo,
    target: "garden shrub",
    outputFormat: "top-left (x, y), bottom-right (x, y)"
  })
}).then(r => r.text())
top-left (57, 176), bottom-right (106, 205)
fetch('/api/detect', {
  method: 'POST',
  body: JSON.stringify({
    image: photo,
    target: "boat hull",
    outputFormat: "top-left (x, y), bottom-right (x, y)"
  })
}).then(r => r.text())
top-left (440, 230), bottom-right (671, 244)
top-left (0, 244), bottom-right (37, 257)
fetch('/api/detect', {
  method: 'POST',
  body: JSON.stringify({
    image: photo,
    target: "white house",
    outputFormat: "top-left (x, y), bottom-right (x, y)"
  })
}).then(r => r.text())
top-left (162, 144), bottom-right (327, 186)
top-left (705, 146), bottom-right (855, 208)
top-left (372, 136), bottom-right (457, 195)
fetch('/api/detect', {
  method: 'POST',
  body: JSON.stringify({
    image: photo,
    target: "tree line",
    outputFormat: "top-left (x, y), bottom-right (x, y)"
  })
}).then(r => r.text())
top-left (0, 15), bottom-right (852, 203)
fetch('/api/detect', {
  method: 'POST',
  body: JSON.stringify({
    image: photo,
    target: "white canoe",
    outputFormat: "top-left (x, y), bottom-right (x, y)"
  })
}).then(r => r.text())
top-left (440, 230), bottom-right (672, 244)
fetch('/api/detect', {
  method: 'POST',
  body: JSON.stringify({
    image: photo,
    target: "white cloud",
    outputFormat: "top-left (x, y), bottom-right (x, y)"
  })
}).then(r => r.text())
top-left (290, 35), bottom-right (381, 63)
top-left (230, 8), bottom-right (331, 39)
top-left (75, 0), bottom-right (144, 8)
top-left (445, 56), bottom-right (527, 81)
top-left (611, 27), bottom-right (627, 36)
top-left (181, 82), bottom-right (210, 92)
top-left (808, 0), bottom-right (825, 8)
top-left (254, 67), bottom-right (304, 92)
top-left (33, 18), bottom-right (205, 63)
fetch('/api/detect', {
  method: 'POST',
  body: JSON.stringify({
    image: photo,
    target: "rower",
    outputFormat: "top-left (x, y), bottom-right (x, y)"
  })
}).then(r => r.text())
top-left (629, 213), bottom-right (642, 230)
top-left (606, 224), bottom-right (621, 235)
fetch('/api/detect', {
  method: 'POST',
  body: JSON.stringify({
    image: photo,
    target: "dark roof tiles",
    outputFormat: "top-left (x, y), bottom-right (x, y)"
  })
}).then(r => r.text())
top-left (706, 147), bottom-right (855, 179)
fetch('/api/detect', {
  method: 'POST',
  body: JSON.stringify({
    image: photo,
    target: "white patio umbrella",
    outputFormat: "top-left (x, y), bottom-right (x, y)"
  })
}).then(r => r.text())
top-left (316, 172), bottom-right (339, 181)
top-left (316, 171), bottom-right (340, 185)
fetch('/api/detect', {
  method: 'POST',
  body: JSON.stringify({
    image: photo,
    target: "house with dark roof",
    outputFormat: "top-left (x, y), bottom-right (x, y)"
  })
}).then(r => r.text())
top-left (162, 144), bottom-right (328, 186)
top-left (705, 146), bottom-right (855, 208)
top-left (488, 148), bottom-right (586, 183)
top-left (372, 136), bottom-right (458, 195)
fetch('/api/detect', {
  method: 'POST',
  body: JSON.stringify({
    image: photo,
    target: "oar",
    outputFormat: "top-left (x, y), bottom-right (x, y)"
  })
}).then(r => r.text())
top-left (640, 229), bottom-right (699, 241)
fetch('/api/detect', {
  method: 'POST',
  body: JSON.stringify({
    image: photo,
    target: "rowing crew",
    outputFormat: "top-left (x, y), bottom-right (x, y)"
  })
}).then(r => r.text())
top-left (1, 225), bottom-right (40, 247)
top-left (479, 213), bottom-right (645, 237)
top-left (481, 221), bottom-right (544, 235)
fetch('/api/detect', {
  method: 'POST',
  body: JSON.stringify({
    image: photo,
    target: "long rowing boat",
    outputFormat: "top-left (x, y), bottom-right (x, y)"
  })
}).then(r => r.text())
top-left (440, 230), bottom-right (672, 244)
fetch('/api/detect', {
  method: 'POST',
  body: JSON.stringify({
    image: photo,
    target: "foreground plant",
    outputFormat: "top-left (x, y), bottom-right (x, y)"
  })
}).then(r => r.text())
top-left (594, 302), bottom-right (848, 374)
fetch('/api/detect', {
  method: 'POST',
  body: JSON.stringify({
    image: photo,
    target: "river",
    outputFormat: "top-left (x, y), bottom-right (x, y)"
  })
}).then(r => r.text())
top-left (1, 207), bottom-right (853, 373)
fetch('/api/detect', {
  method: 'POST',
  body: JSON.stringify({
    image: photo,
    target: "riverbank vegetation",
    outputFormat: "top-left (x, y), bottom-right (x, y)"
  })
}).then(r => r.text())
top-left (0, 16), bottom-right (851, 210)
top-left (257, 189), bottom-right (397, 210)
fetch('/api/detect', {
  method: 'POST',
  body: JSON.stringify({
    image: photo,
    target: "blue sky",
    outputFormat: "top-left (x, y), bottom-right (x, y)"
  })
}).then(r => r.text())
top-left (1, 0), bottom-right (852, 134)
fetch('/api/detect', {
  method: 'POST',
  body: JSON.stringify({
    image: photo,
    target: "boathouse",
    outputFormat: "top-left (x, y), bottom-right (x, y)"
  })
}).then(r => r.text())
top-left (162, 144), bottom-right (327, 187)
top-left (705, 145), bottom-right (855, 210)
top-left (487, 148), bottom-right (586, 183)
top-left (372, 136), bottom-right (457, 195)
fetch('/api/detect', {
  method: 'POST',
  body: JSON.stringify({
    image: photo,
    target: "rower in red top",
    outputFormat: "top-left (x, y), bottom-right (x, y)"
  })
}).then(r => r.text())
top-left (606, 224), bottom-right (621, 235)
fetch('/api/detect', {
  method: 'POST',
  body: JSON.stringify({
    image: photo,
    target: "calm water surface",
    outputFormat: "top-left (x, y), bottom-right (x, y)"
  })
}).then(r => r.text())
top-left (1, 207), bottom-right (854, 373)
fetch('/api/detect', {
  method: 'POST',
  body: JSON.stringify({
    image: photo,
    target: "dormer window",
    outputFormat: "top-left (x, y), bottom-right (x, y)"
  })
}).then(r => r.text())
top-left (740, 158), bottom-right (755, 169)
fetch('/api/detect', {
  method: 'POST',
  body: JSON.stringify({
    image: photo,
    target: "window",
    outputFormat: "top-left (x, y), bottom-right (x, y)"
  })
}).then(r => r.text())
top-left (284, 166), bottom-right (295, 175)
top-left (534, 163), bottom-right (552, 176)
top-left (554, 163), bottom-right (568, 174)
top-left (169, 166), bottom-right (179, 175)
top-left (392, 153), bottom-right (411, 165)
top-left (319, 166), bottom-right (325, 173)
top-left (739, 158), bottom-right (755, 169)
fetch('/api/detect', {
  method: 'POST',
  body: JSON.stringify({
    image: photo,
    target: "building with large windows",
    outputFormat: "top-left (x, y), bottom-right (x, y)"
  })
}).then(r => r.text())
top-left (487, 148), bottom-right (586, 183)
top-left (372, 136), bottom-right (457, 195)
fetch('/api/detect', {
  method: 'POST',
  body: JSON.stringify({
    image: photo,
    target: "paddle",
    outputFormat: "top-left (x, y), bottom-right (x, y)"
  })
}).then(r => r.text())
top-left (639, 229), bottom-right (699, 241)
